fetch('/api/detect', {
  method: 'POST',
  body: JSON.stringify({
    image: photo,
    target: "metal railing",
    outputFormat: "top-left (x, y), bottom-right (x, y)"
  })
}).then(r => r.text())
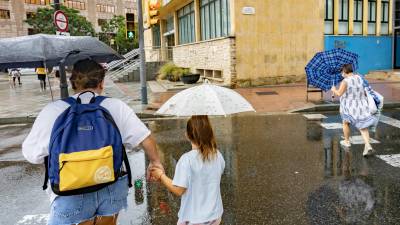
top-left (105, 48), bottom-right (140, 71)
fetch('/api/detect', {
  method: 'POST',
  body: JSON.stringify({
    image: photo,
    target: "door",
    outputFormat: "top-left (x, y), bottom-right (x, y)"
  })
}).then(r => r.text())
top-left (394, 29), bottom-right (400, 68)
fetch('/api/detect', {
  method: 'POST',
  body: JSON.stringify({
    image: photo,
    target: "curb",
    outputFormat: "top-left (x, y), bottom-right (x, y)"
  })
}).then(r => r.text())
top-left (292, 102), bottom-right (400, 113)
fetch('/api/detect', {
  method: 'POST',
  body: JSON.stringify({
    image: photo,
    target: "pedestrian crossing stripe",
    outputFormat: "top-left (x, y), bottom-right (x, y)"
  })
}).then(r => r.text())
top-left (379, 115), bottom-right (400, 129)
top-left (303, 114), bottom-right (327, 120)
top-left (341, 135), bottom-right (380, 144)
top-left (377, 154), bottom-right (400, 168)
top-left (16, 214), bottom-right (49, 225)
top-left (320, 123), bottom-right (343, 129)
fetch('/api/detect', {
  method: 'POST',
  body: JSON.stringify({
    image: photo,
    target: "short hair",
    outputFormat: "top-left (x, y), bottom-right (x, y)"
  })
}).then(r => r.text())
top-left (70, 59), bottom-right (105, 90)
top-left (342, 64), bottom-right (353, 74)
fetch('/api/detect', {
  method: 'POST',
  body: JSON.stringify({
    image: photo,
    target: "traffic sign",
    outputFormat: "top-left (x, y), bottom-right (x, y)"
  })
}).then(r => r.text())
top-left (56, 31), bottom-right (70, 36)
top-left (54, 10), bottom-right (68, 32)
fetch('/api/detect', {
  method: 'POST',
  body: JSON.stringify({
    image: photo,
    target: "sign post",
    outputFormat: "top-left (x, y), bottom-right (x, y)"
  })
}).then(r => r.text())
top-left (53, 1), bottom-right (69, 99)
top-left (137, 0), bottom-right (148, 105)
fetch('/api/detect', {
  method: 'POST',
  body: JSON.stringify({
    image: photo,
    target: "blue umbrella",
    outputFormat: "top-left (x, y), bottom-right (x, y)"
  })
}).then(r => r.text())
top-left (305, 48), bottom-right (359, 91)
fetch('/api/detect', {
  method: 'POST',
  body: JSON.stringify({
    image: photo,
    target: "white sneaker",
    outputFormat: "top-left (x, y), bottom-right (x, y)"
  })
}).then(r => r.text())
top-left (340, 140), bottom-right (351, 147)
top-left (363, 145), bottom-right (374, 157)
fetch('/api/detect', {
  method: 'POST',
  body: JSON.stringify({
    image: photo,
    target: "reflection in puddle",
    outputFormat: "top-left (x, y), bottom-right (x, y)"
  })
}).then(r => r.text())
top-left (145, 114), bottom-right (400, 225)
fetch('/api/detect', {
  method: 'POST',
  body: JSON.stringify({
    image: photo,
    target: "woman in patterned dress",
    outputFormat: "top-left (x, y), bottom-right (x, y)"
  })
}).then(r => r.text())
top-left (331, 64), bottom-right (376, 156)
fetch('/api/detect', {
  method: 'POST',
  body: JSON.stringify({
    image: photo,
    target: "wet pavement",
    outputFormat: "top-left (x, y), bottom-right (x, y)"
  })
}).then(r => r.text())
top-left (2, 112), bottom-right (400, 224)
top-left (0, 73), bottom-right (150, 119)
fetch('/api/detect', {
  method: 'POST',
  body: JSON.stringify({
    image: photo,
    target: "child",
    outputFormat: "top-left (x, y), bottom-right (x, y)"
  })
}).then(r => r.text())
top-left (151, 115), bottom-right (225, 225)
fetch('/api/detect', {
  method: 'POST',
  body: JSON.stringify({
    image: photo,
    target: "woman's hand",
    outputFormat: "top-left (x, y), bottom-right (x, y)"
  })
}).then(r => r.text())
top-left (151, 167), bottom-right (164, 181)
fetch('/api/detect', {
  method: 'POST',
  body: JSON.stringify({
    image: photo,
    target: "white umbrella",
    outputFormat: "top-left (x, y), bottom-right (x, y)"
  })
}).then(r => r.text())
top-left (156, 82), bottom-right (255, 116)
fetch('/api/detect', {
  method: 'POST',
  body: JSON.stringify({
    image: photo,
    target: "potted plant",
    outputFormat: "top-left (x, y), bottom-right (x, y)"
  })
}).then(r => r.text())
top-left (158, 62), bottom-right (180, 82)
top-left (180, 68), bottom-right (200, 84)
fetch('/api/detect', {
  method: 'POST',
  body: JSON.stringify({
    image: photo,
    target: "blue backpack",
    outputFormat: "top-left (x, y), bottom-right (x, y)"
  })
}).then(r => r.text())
top-left (43, 91), bottom-right (132, 196)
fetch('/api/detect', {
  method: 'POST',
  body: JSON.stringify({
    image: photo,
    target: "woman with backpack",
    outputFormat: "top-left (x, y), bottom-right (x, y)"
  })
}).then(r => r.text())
top-left (23, 59), bottom-right (164, 225)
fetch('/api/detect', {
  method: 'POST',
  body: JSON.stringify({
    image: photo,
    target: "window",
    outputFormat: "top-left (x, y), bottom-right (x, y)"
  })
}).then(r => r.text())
top-left (178, 2), bottom-right (195, 44)
top-left (97, 19), bottom-right (107, 27)
top-left (381, 0), bottom-right (389, 35)
top-left (96, 4), bottom-right (115, 13)
top-left (368, 0), bottom-right (376, 34)
top-left (354, 0), bottom-right (363, 34)
top-left (64, 1), bottom-right (86, 10)
top-left (325, 0), bottom-right (334, 34)
top-left (339, 0), bottom-right (349, 34)
top-left (125, 8), bottom-right (135, 14)
top-left (200, 0), bottom-right (230, 40)
top-left (0, 9), bottom-right (10, 19)
top-left (26, 12), bottom-right (35, 20)
top-left (24, 0), bottom-right (53, 5)
top-left (152, 24), bottom-right (161, 47)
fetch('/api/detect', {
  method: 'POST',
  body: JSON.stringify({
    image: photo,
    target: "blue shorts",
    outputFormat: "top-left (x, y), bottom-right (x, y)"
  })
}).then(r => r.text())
top-left (48, 176), bottom-right (129, 225)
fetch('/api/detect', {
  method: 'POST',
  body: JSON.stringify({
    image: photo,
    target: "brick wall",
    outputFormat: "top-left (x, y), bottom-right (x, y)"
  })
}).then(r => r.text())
top-left (172, 37), bottom-right (235, 85)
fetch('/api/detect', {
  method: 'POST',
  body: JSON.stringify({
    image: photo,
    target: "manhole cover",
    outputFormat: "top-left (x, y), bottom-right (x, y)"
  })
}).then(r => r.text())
top-left (256, 91), bottom-right (278, 95)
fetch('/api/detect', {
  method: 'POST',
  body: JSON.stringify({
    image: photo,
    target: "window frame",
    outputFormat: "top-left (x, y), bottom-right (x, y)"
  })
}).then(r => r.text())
top-left (177, 2), bottom-right (195, 45)
top-left (200, 0), bottom-right (230, 41)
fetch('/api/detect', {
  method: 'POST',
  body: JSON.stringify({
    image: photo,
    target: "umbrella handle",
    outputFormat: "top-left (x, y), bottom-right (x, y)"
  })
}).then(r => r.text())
top-left (331, 80), bottom-right (335, 100)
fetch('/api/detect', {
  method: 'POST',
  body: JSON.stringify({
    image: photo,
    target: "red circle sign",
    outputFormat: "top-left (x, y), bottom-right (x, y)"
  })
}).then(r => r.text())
top-left (54, 10), bottom-right (68, 32)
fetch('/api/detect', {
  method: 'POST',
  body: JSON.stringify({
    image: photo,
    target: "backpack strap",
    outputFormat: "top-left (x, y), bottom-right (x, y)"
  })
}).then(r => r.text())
top-left (62, 97), bottom-right (77, 105)
top-left (42, 156), bottom-right (49, 190)
top-left (102, 111), bottom-right (133, 188)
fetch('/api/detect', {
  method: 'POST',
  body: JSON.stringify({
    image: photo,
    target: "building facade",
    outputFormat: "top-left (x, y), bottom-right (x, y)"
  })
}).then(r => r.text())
top-left (145, 0), bottom-right (394, 87)
top-left (0, 0), bottom-right (138, 38)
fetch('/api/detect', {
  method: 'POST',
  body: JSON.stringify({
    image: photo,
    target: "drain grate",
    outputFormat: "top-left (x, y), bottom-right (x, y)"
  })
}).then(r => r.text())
top-left (256, 91), bottom-right (278, 95)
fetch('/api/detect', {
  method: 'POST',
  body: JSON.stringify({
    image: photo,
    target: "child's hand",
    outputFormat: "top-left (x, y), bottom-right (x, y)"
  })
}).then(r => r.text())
top-left (151, 167), bottom-right (164, 181)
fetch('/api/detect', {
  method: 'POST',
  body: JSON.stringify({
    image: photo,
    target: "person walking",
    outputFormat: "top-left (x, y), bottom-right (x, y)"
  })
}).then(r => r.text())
top-left (11, 68), bottom-right (22, 86)
top-left (151, 115), bottom-right (225, 225)
top-left (331, 64), bottom-right (377, 156)
top-left (36, 67), bottom-right (47, 91)
top-left (23, 59), bottom-right (164, 225)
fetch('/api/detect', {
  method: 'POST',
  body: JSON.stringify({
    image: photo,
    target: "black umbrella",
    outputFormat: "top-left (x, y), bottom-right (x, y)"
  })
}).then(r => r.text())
top-left (0, 34), bottom-right (123, 98)
top-left (0, 34), bottom-right (123, 69)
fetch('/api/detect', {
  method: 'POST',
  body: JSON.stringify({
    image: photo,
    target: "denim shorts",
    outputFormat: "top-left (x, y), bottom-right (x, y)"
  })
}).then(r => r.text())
top-left (48, 175), bottom-right (129, 225)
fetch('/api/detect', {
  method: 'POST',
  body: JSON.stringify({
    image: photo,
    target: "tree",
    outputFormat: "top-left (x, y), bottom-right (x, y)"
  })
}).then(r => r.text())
top-left (25, 6), bottom-right (95, 36)
top-left (99, 15), bottom-right (138, 54)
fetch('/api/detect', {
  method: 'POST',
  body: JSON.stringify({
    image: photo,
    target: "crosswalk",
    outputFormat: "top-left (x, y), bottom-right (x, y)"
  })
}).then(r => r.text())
top-left (304, 113), bottom-right (400, 166)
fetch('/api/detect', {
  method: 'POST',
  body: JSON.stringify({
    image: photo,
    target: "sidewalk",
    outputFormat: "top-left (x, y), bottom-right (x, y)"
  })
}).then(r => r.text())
top-left (0, 73), bottom-right (155, 123)
top-left (130, 79), bottom-right (400, 114)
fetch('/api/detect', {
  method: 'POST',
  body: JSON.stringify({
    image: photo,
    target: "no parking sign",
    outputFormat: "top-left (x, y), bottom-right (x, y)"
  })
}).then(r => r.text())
top-left (54, 10), bottom-right (69, 32)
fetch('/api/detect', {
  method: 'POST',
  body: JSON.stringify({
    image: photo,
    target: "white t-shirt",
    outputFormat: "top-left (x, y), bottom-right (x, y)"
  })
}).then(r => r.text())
top-left (172, 149), bottom-right (225, 224)
top-left (22, 92), bottom-right (151, 202)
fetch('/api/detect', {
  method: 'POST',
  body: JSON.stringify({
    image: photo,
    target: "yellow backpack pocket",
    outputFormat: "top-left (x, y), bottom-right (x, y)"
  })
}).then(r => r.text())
top-left (59, 146), bottom-right (115, 191)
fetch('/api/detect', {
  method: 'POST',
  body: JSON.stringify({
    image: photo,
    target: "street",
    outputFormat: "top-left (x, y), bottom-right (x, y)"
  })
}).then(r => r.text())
top-left (2, 112), bottom-right (400, 224)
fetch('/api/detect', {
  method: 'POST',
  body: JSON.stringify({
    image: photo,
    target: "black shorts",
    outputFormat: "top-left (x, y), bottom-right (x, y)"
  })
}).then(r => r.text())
top-left (37, 74), bottom-right (46, 81)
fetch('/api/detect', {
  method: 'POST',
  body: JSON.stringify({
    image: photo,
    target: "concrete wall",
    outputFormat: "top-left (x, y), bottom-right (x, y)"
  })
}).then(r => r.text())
top-left (324, 36), bottom-right (393, 74)
top-left (233, 0), bottom-right (325, 86)
top-left (172, 37), bottom-right (235, 85)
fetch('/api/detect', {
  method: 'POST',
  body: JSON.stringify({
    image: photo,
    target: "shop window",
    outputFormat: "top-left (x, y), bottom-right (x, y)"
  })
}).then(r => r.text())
top-left (178, 2), bottom-right (195, 44)
top-left (368, 0), bottom-right (376, 35)
top-left (339, 0), bottom-right (349, 34)
top-left (200, 0), bottom-right (230, 40)
top-left (354, 0), bottom-right (363, 34)
top-left (381, 0), bottom-right (389, 35)
top-left (152, 24), bottom-right (161, 47)
top-left (325, 0), bottom-right (334, 34)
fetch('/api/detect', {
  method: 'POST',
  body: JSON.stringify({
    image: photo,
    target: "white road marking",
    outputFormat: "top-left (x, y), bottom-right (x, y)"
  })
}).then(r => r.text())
top-left (320, 123), bottom-right (343, 129)
top-left (341, 135), bottom-right (380, 144)
top-left (16, 214), bottom-right (49, 225)
top-left (303, 114), bottom-right (327, 120)
top-left (380, 115), bottom-right (400, 129)
top-left (377, 154), bottom-right (400, 168)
